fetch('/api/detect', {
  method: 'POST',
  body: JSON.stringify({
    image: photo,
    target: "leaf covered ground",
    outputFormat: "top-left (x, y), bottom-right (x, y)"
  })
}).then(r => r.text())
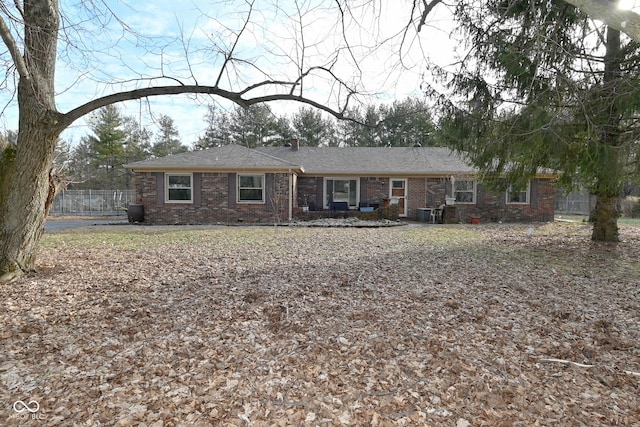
top-left (1, 222), bottom-right (639, 426)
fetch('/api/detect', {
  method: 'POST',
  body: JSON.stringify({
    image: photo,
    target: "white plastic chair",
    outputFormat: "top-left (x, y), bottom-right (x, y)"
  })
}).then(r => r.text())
top-left (430, 205), bottom-right (445, 223)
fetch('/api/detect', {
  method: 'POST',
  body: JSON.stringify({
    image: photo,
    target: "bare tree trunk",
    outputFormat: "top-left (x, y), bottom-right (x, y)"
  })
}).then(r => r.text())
top-left (0, 130), bottom-right (59, 282)
top-left (0, 0), bottom-right (62, 282)
top-left (591, 194), bottom-right (619, 242)
top-left (0, 70), bottom-right (63, 280)
top-left (590, 26), bottom-right (622, 243)
top-left (0, 0), bottom-right (367, 283)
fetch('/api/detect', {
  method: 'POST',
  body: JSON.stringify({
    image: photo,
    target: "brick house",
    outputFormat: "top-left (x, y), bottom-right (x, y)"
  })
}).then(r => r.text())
top-left (125, 142), bottom-right (556, 224)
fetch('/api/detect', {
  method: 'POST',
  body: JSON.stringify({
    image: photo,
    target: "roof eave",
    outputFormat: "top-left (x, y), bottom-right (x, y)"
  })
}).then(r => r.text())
top-left (126, 165), bottom-right (304, 173)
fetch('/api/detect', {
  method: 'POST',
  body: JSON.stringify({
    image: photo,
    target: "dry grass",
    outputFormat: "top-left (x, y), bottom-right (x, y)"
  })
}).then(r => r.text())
top-left (1, 222), bottom-right (639, 426)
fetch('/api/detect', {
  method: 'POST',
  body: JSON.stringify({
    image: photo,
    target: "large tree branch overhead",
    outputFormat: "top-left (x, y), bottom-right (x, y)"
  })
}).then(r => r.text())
top-left (563, 0), bottom-right (640, 41)
top-left (62, 81), bottom-right (361, 131)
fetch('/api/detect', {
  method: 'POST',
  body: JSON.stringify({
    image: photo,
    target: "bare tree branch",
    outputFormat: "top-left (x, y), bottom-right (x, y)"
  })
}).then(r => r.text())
top-left (417, 0), bottom-right (443, 33)
top-left (333, 1), bottom-right (363, 78)
top-left (562, 0), bottom-right (640, 41)
top-left (214, 0), bottom-right (255, 88)
top-left (0, 16), bottom-right (29, 79)
top-left (61, 81), bottom-right (361, 130)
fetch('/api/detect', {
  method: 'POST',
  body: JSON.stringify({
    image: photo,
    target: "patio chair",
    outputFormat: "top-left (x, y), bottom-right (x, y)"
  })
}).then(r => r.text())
top-left (431, 204), bottom-right (445, 223)
top-left (330, 201), bottom-right (349, 212)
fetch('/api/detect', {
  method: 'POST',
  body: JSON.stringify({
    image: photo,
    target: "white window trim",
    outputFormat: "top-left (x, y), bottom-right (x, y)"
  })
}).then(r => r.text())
top-left (454, 179), bottom-right (476, 204)
top-left (323, 177), bottom-right (360, 209)
top-left (165, 173), bottom-right (193, 204)
top-left (506, 183), bottom-right (530, 205)
top-left (237, 173), bottom-right (265, 204)
top-left (389, 178), bottom-right (408, 217)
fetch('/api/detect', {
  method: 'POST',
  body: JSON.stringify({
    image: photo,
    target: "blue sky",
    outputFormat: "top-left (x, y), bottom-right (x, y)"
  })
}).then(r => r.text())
top-left (1, 0), bottom-right (458, 146)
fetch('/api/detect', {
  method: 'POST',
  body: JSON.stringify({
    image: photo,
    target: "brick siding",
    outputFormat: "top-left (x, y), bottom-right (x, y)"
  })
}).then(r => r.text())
top-left (136, 172), bottom-right (555, 224)
top-left (135, 172), bottom-right (290, 224)
top-left (427, 178), bottom-right (556, 223)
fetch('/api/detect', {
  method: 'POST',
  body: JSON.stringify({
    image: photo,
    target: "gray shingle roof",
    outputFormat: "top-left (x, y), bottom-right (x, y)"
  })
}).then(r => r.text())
top-left (126, 143), bottom-right (475, 175)
top-left (255, 146), bottom-right (475, 175)
top-left (125, 143), bottom-right (302, 172)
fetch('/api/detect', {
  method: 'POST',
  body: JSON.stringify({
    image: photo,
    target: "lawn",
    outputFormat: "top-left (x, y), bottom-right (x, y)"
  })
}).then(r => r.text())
top-left (1, 222), bottom-right (639, 426)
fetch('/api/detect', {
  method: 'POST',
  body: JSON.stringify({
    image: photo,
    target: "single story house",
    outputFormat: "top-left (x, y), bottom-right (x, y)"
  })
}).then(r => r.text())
top-left (125, 141), bottom-right (556, 224)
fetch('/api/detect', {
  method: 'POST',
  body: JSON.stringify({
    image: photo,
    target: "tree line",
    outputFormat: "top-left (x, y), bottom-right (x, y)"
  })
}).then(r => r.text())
top-left (27, 97), bottom-right (437, 191)
top-left (196, 97), bottom-right (436, 150)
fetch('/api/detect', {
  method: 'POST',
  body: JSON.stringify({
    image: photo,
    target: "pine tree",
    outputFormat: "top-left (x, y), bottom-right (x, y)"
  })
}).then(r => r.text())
top-left (291, 107), bottom-right (334, 147)
top-left (151, 115), bottom-right (188, 157)
top-left (228, 105), bottom-right (279, 147)
top-left (196, 105), bottom-right (232, 149)
top-left (72, 105), bottom-right (128, 189)
top-left (434, 1), bottom-right (640, 241)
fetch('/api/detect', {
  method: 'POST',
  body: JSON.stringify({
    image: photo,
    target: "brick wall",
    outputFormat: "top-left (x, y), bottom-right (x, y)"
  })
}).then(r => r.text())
top-left (425, 178), bottom-right (556, 223)
top-left (136, 172), bottom-right (555, 224)
top-left (135, 172), bottom-right (290, 224)
top-left (406, 178), bottom-right (426, 219)
top-left (296, 176), bottom-right (555, 222)
top-left (296, 176), bottom-right (319, 208)
top-left (364, 178), bottom-right (389, 206)
top-left (425, 178), bottom-right (448, 207)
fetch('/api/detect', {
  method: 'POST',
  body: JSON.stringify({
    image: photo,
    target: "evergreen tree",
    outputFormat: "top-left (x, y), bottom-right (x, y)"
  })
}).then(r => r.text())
top-left (360, 105), bottom-right (383, 147)
top-left (433, 1), bottom-right (640, 241)
top-left (151, 114), bottom-right (188, 157)
top-left (270, 116), bottom-right (295, 147)
top-left (291, 107), bottom-right (335, 147)
top-left (196, 105), bottom-right (232, 149)
top-left (122, 117), bottom-right (152, 189)
top-left (72, 105), bottom-right (128, 189)
top-left (122, 116), bottom-right (152, 162)
top-left (228, 104), bottom-right (280, 148)
top-left (334, 107), bottom-right (364, 147)
top-left (378, 98), bottom-right (436, 147)
top-left (331, 101), bottom-right (436, 147)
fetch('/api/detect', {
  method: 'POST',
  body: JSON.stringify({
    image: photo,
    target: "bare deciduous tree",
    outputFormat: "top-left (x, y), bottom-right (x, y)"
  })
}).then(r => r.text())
top-left (0, 0), bottom-right (404, 282)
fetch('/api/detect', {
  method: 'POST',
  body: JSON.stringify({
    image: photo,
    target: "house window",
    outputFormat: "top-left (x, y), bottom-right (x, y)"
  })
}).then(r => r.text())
top-left (325, 178), bottom-right (358, 208)
top-left (166, 173), bottom-right (193, 203)
top-left (506, 183), bottom-right (530, 204)
top-left (238, 174), bottom-right (264, 203)
top-left (392, 180), bottom-right (405, 190)
top-left (454, 179), bottom-right (476, 204)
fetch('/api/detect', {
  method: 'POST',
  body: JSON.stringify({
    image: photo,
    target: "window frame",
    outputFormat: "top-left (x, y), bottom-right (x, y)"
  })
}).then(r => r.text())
top-left (454, 179), bottom-right (476, 204)
top-left (324, 177), bottom-right (359, 209)
top-left (506, 182), bottom-right (530, 205)
top-left (165, 173), bottom-right (193, 203)
top-left (237, 173), bottom-right (265, 203)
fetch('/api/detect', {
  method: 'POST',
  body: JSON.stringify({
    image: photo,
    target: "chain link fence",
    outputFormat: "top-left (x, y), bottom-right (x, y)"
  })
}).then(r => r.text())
top-left (49, 190), bottom-right (136, 216)
top-left (555, 189), bottom-right (592, 215)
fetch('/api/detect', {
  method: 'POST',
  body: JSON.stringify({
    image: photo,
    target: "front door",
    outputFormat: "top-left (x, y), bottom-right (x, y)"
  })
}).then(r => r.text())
top-left (390, 179), bottom-right (407, 217)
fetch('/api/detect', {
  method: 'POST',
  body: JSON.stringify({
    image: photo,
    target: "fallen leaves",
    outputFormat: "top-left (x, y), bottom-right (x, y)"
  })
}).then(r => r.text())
top-left (1, 222), bottom-right (639, 425)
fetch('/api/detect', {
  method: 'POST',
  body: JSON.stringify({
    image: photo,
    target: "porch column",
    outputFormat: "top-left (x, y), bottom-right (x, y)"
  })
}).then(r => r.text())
top-left (288, 171), bottom-right (293, 221)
